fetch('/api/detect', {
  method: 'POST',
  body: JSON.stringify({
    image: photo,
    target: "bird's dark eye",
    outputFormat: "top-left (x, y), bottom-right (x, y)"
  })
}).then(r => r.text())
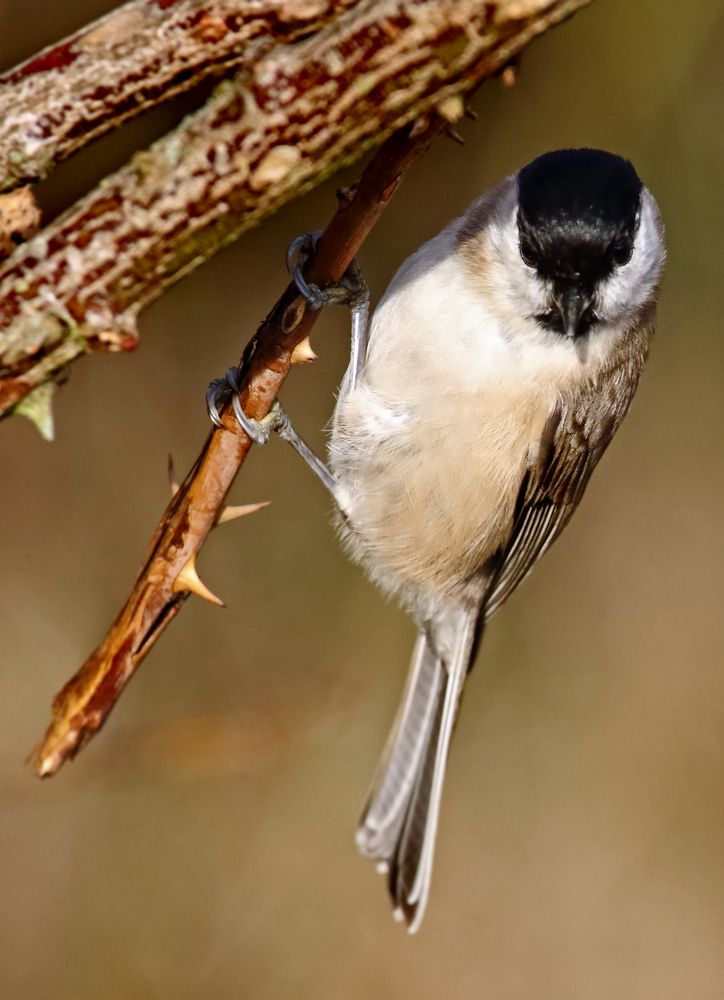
top-left (520, 238), bottom-right (536, 268)
top-left (612, 236), bottom-right (633, 266)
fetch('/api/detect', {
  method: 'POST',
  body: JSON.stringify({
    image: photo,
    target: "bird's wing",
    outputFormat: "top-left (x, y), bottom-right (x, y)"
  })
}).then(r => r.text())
top-left (483, 331), bottom-right (650, 619)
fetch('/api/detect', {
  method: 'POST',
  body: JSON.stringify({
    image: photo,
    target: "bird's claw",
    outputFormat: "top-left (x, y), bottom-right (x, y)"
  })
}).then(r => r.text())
top-left (205, 366), bottom-right (284, 444)
top-left (230, 400), bottom-right (284, 446)
top-left (205, 366), bottom-right (241, 429)
top-left (287, 231), bottom-right (367, 310)
top-left (206, 367), bottom-right (239, 427)
top-left (206, 232), bottom-right (368, 435)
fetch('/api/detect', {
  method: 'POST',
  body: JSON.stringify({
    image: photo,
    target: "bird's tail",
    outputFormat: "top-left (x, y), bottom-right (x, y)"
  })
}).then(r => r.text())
top-left (355, 607), bottom-right (478, 932)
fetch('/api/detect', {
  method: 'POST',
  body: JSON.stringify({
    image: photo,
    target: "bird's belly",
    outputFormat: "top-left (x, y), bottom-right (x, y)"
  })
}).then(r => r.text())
top-left (330, 386), bottom-right (551, 607)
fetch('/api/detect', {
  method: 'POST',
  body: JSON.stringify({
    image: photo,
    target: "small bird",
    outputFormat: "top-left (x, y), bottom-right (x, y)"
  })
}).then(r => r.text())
top-left (208, 148), bottom-right (665, 931)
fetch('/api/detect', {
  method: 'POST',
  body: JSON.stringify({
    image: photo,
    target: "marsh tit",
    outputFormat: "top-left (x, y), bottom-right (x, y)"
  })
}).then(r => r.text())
top-left (207, 147), bottom-right (666, 932)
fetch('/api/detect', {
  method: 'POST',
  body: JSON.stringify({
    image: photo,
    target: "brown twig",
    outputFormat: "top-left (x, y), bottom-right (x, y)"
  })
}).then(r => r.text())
top-left (32, 119), bottom-right (442, 777)
top-left (0, 0), bottom-right (590, 426)
top-left (0, 0), bottom-right (357, 191)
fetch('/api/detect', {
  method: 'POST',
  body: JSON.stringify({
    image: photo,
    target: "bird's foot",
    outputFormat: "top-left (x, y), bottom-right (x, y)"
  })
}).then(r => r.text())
top-left (287, 231), bottom-right (368, 310)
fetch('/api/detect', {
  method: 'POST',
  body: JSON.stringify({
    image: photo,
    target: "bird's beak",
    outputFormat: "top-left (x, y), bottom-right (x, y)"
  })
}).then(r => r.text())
top-left (554, 284), bottom-right (592, 339)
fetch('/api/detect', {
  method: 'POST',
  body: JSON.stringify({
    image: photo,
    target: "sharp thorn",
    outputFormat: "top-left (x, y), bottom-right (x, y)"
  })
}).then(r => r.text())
top-left (436, 94), bottom-right (465, 124)
top-left (167, 453), bottom-right (179, 497)
top-left (218, 500), bottom-right (271, 524)
top-left (290, 336), bottom-right (317, 365)
top-left (336, 183), bottom-right (357, 208)
top-left (37, 762), bottom-right (52, 778)
top-left (445, 127), bottom-right (465, 146)
top-left (173, 554), bottom-right (224, 607)
top-left (15, 382), bottom-right (56, 441)
top-left (409, 114), bottom-right (430, 139)
top-left (464, 106), bottom-right (478, 121)
top-left (36, 753), bottom-right (58, 778)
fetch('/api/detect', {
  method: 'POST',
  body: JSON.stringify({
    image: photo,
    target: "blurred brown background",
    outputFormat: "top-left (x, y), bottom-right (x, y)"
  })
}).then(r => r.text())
top-left (1, 2), bottom-right (724, 998)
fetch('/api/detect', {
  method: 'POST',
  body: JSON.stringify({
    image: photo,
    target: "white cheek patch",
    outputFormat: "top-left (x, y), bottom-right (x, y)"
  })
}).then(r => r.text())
top-left (483, 205), bottom-right (550, 324)
top-left (597, 189), bottom-right (666, 325)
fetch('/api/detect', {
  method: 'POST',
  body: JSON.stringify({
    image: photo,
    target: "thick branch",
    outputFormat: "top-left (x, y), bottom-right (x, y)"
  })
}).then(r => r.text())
top-left (0, 0), bottom-right (589, 420)
top-left (0, 0), bottom-right (356, 191)
top-left (33, 119), bottom-right (441, 776)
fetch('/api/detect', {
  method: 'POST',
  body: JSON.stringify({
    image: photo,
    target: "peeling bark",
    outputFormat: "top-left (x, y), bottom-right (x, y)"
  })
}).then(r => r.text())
top-left (0, 0), bottom-right (357, 191)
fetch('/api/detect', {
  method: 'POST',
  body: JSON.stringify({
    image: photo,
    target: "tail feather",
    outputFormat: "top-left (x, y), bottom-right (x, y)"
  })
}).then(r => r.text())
top-left (356, 608), bottom-right (478, 931)
top-left (387, 673), bottom-right (446, 927)
top-left (356, 633), bottom-right (443, 862)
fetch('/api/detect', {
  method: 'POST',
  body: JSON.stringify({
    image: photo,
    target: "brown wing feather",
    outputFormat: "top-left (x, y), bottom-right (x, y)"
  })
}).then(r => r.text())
top-left (483, 327), bottom-right (651, 619)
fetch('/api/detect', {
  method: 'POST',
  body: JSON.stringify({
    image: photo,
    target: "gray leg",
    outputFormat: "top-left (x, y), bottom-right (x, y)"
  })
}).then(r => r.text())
top-left (347, 278), bottom-right (369, 392)
top-left (287, 232), bottom-right (370, 391)
top-left (259, 401), bottom-right (339, 500)
top-left (206, 373), bottom-right (340, 501)
top-left (205, 232), bottom-right (369, 507)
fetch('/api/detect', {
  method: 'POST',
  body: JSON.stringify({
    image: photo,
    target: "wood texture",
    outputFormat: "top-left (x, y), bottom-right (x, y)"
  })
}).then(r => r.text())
top-left (0, 0), bottom-right (356, 190)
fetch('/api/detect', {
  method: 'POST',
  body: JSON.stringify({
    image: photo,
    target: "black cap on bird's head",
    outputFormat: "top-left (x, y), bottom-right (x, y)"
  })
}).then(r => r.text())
top-left (517, 149), bottom-right (643, 339)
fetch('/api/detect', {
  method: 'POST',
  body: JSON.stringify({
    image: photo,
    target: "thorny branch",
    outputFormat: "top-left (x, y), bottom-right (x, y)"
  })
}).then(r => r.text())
top-left (0, 0), bottom-right (590, 428)
top-left (7, 0), bottom-right (594, 774)
top-left (33, 120), bottom-right (442, 776)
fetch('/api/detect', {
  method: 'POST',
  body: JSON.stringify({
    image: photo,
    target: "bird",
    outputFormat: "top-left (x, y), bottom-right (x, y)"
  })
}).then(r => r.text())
top-left (207, 147), bottom-right (666, 932)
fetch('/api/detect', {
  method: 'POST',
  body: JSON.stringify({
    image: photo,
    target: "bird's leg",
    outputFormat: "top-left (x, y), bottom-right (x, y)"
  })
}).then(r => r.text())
top-left (205, 232), bottom-right (369, 506)
top-left (286, 232), bottom-right (370, 391)
top-left (208, 377), bottom-right (338, 496)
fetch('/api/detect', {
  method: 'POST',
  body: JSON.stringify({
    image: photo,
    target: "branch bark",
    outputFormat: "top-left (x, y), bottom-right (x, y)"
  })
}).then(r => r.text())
top-left (0, 0), bottom-right (590, 425)
top-left (33, 119), bottom-right (442, 776)
top-left (0, 0), bottom-right (357, 191)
